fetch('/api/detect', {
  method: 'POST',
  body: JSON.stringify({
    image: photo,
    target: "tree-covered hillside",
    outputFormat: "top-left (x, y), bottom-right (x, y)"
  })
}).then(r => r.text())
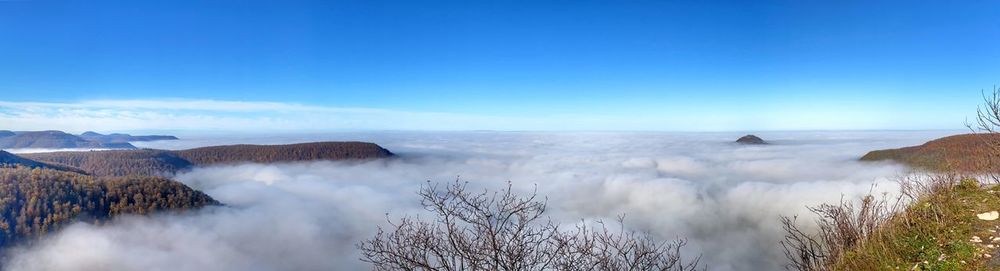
top-left (0, 166), bottom-right (217, 247)
top-left (860, 133), bottom-right (1000, 172)
top-left (0, 130), bottom-right (134, 149)
top-left (176, 141), bottom-right (394, 165)
top-left (23, 150), bottom-right (191, 177)
top-left (23, 141), bottom-right (395, 177)
top-left (0, 151), bottom-right (86, 174)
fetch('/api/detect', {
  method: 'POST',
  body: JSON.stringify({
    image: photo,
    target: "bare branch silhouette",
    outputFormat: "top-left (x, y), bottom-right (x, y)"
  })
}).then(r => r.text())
top-left (360, 180), bottom-right (701, 271)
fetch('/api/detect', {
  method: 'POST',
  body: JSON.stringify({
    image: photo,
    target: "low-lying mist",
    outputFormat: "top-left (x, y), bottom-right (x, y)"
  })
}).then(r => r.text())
top-left (4, 148), bottom-right (117, 154)
top-left (4, 131), bottom-right (957, 270)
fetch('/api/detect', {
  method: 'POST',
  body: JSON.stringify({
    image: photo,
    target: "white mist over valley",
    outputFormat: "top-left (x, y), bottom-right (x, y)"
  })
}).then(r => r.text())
top-left (2, 131), bottom-right (957, 271)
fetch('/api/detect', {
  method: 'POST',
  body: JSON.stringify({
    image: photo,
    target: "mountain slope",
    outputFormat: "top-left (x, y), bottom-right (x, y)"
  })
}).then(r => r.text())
top-left (176, 141), bottom-right (394, 165)
top-left (22, 141), bottom-right (395, 177)
top-left (0, 131), bottom-right (135, 149)
top-left (0, 151), bottom-right (87, 174)
top-left (22, 150), bottom-right (191, 177)
top-left (860, 133), bottom-right (1000, 172)
top-left (0, 166), bottom-right (218, 247)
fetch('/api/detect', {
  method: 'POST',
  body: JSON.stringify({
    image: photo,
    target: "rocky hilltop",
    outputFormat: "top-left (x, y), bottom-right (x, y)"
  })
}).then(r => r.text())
top-left (736, 134), bottom-right (767, 145)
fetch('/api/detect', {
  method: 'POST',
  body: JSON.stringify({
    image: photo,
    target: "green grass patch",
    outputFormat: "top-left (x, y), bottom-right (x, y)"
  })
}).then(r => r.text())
top-left (830, 179), bottom-right (1000, 270)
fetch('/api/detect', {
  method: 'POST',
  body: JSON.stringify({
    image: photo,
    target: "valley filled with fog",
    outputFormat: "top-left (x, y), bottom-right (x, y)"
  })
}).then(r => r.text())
top-left (2, 131), bottom-right (959, 270)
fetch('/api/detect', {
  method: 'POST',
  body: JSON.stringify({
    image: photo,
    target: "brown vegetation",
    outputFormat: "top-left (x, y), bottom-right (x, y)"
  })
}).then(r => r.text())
top-left (780, 175), bottom-right (1000, 270)
top-left (22, 141), bottom-right (394, 177)
top-left (0, 166), bottom-right (217, 247)
top-left (785, 87), bottom-right (1000, 270)
top-left (860, 133), bottom-right (1000, 172)
top-left (862, 87), bottom-right (1000, 174)
top-left (176, 141), bottom-right (393, 165)
top-left (23, 150), bottom-right (190, 177)
top-left (0, 151), bottom-right (86, 174)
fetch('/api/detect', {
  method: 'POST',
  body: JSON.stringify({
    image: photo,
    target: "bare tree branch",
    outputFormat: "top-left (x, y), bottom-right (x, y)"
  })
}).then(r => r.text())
top-left (360, 180), bottom-right (702, 271)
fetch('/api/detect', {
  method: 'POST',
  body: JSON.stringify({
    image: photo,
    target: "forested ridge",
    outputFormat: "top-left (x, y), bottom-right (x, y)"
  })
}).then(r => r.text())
top-left (23, 150), bottom-right (191, 177)
top-left (177, 141), bottom-right (394, 165)
top-left (0, 151), bottom-right (86, 174)
top-left (0, 141), bottom-right (393, 248)
top-left (23, 141), bottom-right (394, 177)
top-left (0, 130), bottom-right (136, 149)
top-left (0, 166), bottom-right (217, 247)
top-left (861, 133), bottom-right (1000, 172)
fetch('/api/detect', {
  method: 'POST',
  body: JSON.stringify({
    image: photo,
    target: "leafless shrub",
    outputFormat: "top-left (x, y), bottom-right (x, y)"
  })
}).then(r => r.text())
top-left (779, 185), bottom-right (904, 271)
top-left (970, 86), bottom-right (1000, 135)
top-left (359, 181), bottom-right (702, 271)
top-left (553, 216), bottom-right (700, 271)
top-left (967, 85), bottom-right (1000, 181)
top-left (897, 173), bottom-right (961, 201)
top-left (782, 86), bottom-right (1000, 270)
top-left (779, 174), bottom-right (975, 270)
top-left (779, 216), bottom-right (827, 271)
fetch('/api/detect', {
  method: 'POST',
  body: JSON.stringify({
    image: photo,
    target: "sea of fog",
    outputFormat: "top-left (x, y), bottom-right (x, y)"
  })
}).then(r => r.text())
top-left (2, 130), bottom-right (961, 270)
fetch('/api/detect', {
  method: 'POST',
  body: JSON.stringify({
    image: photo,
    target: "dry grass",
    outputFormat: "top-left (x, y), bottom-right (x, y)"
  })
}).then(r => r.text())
top-left (784, 86), bottom-right (1000, 270)
top-left (782, 174), bottom-right (1000, 270)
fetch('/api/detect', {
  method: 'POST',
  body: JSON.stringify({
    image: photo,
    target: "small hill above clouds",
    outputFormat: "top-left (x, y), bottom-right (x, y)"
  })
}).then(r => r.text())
top-left (736, 134), bottom-right (767, 145)
top-left (0, 131), bottom-right (14, 137)
top-left (860, 133), bottom-right (1000, 172)
top-left (23, 141), bottom-right (395, 177)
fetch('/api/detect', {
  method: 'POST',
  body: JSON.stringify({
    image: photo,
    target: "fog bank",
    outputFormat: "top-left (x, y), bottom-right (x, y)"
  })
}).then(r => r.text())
top-left (5, 131), bottom-right (956, 271)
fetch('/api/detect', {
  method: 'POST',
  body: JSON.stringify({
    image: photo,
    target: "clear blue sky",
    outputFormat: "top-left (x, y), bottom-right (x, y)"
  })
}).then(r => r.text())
top-left (0, 0), bottom-right (998, 131)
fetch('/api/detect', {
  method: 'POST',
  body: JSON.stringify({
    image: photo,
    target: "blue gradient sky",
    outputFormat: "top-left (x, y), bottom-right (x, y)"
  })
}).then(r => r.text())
top-left (1, 0), bottom-right (998, 131)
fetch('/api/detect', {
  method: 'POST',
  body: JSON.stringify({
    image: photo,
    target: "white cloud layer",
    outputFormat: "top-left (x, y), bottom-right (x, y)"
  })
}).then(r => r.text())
top-left (0, 99), bottom-right (953, 131)
top-left (0, 99), bottom-right (527, 131)
top-left (2, 131), bottom-right (957, 271)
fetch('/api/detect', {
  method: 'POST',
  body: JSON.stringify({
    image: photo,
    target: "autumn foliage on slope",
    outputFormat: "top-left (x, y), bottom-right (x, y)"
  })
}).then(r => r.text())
top-left (22, 149), bottom-right (191, 177)
top-left (0, 151), bottom-right (87, 174)
top-left (0, 166), bottom-right (218, 247)
top-left (860, 133), bottom-right (1000, 173)
top-left (22, 141), bottom-right (394, 177)
top-left (176, 141), bottom-right (394, 165)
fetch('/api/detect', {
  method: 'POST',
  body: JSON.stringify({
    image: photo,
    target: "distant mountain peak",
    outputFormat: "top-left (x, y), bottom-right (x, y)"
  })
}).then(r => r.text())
top-left (0, 130), bottom-right (177, 149)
